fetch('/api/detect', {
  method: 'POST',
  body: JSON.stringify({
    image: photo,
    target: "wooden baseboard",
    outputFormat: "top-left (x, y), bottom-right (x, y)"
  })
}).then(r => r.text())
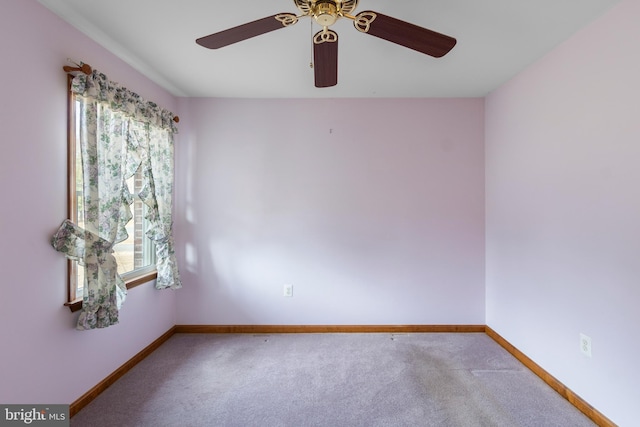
top-left (69, 326), bottom-right (176, 417)
top-left (174, 324), bottom-right (486, 334)
top-left (485, 326), bottom-right (616, 427)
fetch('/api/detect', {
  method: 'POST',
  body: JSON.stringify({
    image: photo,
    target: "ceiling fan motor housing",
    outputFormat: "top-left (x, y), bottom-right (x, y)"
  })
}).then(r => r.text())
top-left (294, 0), bottom-right (360, 27)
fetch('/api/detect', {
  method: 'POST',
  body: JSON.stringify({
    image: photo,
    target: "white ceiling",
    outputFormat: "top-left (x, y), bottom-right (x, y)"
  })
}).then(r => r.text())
top-left (39, 0), bottom-right (618, 98)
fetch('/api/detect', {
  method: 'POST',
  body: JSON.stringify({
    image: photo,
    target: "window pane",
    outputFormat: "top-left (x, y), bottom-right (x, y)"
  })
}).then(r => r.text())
top-left (112, 172), bottom-right (157, 277)
top-left (73, 97), bottom-right (84, 300)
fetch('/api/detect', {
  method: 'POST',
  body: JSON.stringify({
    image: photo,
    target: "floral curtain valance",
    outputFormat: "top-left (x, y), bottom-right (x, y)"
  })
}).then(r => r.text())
top-left (71, 70), bottom-right (178, 133)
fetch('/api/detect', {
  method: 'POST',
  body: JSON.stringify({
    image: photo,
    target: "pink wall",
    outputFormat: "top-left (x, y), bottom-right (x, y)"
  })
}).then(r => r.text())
top-left (174, 98), bottom-right (485, 325)
top-left (0, 1), bottom-right (177, 404)
top-left (485, 0), bottom-right (640, 425)
top-left (8, 1), bottom-right (630, 422)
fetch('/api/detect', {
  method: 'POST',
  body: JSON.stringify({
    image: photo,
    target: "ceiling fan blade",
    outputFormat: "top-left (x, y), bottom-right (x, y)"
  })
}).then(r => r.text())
top-left (353, 11), bottom-right (456, 58)
top-left (313, 30), bottom-right (338, 88)
top-left (196, 13), bottom-right (298, 49)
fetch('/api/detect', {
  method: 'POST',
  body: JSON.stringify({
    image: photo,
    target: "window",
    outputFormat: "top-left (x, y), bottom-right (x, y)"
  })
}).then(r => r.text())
top-left (67, 82), bottom-right (158, 305)
top-left (52, 67), bottom-right (181, 329)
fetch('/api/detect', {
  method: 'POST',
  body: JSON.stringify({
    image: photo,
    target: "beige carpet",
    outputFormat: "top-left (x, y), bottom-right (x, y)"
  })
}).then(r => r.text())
top-left (71, 333), bottom-right (596, 426)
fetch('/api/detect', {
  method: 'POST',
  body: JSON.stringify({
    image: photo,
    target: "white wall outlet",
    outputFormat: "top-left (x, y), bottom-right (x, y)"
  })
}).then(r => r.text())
top-left (283, 284), bottom-right (293, 297)
top-left (580, 333), bottom-right (592, 358)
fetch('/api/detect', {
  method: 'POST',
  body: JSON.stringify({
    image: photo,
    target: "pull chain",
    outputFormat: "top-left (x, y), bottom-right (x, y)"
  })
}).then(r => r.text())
top-left (309, 18), bottom-right (314, 68)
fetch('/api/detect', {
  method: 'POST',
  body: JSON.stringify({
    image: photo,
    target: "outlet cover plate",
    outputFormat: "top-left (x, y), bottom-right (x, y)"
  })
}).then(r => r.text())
top-left (283, 284), bottom-right (293, 297)
top-left (580, 333), bottom-right (592, 358)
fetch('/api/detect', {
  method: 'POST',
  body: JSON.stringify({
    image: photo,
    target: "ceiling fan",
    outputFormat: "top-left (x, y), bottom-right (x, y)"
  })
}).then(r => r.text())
top-left (196, 0), bottom-right (457, 88)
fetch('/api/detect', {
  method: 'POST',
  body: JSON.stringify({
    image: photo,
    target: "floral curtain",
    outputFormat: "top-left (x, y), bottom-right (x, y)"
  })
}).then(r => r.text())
top-left (135, 123), bottom-right (181, 289)
top-left (52, 69), bottom-right (181, 330)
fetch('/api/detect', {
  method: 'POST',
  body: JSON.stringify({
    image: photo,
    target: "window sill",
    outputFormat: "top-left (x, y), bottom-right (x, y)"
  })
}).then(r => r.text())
top-left (64, 270), bottom-right (158, 312)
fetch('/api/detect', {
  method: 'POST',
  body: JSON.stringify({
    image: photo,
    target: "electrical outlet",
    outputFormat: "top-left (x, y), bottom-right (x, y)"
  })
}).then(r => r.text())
top-left (283, 284), bottom-right (293, 297)
top-left (580, 333), bottom-right (592, 358)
